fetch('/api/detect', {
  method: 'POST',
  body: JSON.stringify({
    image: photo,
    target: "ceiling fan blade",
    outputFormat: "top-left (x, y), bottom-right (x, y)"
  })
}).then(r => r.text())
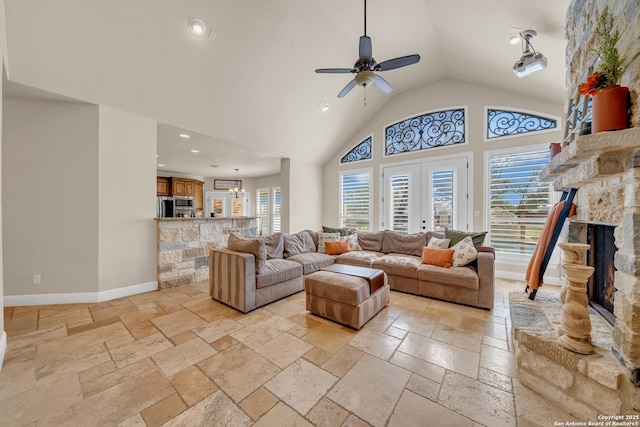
top-left (315, 68), bottom-right (355, 74)
top-left (359, 36), bottom-right (373, 63)
top-left (376, 54), bottom-right (421, 71)
top-left (338, 79), bottom-right (357, 98)
top-left (373, 75), bottom-right (393, 94)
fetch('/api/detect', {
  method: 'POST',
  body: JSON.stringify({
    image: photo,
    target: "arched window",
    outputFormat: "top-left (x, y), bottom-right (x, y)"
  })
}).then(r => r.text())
top-left (385, 108), bottom-right (466, 156)
top-left (485, 108), bottom-right (558, 140)
top-left (341, 136), bottom-right (372, 164)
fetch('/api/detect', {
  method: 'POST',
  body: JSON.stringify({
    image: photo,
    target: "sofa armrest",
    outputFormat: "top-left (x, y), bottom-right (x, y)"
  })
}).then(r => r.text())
top-left (209, 247), bottom-right (257, 313)
top-left (476, 248), bottom-right (495, 310)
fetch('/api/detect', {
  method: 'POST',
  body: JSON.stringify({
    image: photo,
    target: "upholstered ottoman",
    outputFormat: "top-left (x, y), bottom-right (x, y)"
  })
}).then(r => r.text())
top-left (304, 264), bottom-right (389, 329)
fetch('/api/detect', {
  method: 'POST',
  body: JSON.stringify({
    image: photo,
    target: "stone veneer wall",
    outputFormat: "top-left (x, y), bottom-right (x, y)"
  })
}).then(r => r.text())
top-left (156, 218), bottom-right (257, 290)
top-left (566, 0), bottom-right (640, 129)
top-left (565, 0), bottom-right (640, 381)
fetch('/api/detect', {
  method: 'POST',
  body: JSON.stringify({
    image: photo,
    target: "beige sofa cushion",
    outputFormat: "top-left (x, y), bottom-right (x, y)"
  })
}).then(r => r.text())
top-left (256, 259), bottom-right (303, 289)
top-left (357, 231), bottom-right (384, 252)
top-left (265, 233), bottom-right (284, 259)
top-left (372, 254), bottom-right (421, 278)
top-left (288, 252), bottom-right (335, 275)
top-left (335, 250), bottom-right (384, 267)
top-left (417, 264), bottom-right (479, 290)
top-left (283, 231), bottom-right (316, 257)
top-left (227, 233), bottom-right (267, 274)
top-left (381, 231), bottom-right (427, 257)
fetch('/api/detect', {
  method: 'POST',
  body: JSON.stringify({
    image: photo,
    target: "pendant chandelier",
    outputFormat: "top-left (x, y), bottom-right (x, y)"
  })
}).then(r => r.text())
top-left (229, 168), bottom-right (245, 199)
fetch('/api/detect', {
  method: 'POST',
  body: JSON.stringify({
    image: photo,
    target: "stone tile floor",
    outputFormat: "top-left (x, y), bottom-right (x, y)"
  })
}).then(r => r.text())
top-left (0, 279), bottom-right (576, 426)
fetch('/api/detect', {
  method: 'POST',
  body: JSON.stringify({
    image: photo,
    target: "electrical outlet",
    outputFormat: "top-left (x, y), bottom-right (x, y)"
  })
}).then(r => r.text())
top-left (33, 274), bottom-right (41, 285)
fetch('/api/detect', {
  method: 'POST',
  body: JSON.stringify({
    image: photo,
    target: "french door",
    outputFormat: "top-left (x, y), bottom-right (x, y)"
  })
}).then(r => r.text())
top-left (382, 157), bottom-right (469, 233)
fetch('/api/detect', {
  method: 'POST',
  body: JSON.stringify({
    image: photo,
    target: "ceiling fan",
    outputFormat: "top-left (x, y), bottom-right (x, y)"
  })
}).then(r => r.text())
top-left (315, 0), bottom-right (421, 98)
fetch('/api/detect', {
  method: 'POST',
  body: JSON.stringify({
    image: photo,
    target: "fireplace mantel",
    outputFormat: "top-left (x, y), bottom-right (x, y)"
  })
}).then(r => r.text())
top-left (541, 128), bottom-right (640, 191)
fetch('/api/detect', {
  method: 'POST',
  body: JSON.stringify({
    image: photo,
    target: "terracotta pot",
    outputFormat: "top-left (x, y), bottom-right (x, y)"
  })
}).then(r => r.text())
top-left (592, 85), bottom-right (629, 133)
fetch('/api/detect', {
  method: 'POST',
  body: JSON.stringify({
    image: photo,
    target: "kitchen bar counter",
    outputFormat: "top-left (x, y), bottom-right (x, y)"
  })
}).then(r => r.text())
top-left (156, 216), bottom-right (257, 289)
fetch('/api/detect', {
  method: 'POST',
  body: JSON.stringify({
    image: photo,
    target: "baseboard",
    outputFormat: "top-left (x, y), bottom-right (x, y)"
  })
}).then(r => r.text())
top-left (4, 281), bottom-right (158, 307)
top-left (0, 331), bottom-right (7, 372)
top-left (496, 270), bottom-right (562, 286)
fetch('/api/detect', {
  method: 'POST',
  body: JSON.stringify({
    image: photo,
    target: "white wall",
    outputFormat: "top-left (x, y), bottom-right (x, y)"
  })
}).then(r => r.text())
top-left (282, 158), bottom-right (322, 233)
top-left (98, 106), bottom-right (157, 291)
top-left (0, 0), bottom-right (7, 369)
top-left (2, 99), bottom-right (160, 301)
top-left (3, 98), bottom-right (100, 295)
top-left (322, 78), bottom-right (564, 280)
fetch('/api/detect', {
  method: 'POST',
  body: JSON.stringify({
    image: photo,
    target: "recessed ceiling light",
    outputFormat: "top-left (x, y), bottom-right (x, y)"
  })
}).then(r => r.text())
top-left (191, 149), bottom-right (200, 153)
top-left (188, 18), bottom-right (207, 37)
top-left (156, 154), bottom-right (159, 158)
top-left (508, 35), bottom-right (521, 45)
top-left (179, 133), bottom-right (190, 139)
top-left (158, 164), bottom-right (165, 167)
top-left (319, 102), bottom-right (330, 112)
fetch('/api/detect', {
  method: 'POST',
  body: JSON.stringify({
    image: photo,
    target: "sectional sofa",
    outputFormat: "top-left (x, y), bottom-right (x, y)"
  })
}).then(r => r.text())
top-left (209, 229), bottom-right (495, 313)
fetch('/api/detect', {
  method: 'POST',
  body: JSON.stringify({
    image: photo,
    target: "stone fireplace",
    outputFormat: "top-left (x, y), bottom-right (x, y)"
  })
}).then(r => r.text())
top-left (543, 127), bottom-right (640, 381)
top-left (509, 0), bottom-right (640, 417)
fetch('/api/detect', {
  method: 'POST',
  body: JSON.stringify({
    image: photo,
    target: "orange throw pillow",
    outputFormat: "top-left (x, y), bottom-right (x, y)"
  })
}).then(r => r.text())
top-left (325, 240), bottom-right (350, 255)
top-left (421, 247), bottom-right (455, 268)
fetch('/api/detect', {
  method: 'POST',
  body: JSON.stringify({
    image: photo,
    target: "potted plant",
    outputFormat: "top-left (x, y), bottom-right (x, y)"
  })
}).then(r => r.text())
top-left (578, 10), bottom-right (629, 133)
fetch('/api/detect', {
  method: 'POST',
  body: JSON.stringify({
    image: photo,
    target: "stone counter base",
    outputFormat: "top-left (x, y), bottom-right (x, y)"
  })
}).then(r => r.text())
top-left (156, 218), bottom-right (257, 289)
top-left (510, 291), bottom-right (640, 419)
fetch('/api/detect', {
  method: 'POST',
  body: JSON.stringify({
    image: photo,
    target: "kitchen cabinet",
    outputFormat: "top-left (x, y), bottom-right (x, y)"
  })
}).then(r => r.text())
top-left (157, 177), bottom-right (170, 196)
top-left (172, 178), bottom-right (186, 196)
top-left (184, 180), bottom-right (195, 197)
top-left (195, 181), bottom-right (204, 210)
top-left (164, 177), bottom-right (203, 198)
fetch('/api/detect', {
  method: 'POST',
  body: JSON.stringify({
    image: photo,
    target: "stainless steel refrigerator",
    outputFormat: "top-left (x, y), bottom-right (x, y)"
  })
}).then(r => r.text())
top-left (156, 196), bottom-right (174, 218)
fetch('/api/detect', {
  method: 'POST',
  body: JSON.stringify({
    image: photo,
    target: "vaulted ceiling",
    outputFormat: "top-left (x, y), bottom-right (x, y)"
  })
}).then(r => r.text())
top-left (3, 0), bottom-right (569, 178)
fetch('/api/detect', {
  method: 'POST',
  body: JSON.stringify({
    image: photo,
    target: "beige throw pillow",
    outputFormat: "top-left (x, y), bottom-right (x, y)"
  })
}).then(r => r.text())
top-left (344, 233), bottom-right (362, 251)
top-left (317, 232), bottom-right (340, 254)
top-left (227, 233), bottom-right (267, 274)
top-left (450, 236), bottom-right (478, 267)
top-left (427, 237), bottom-right (450, 249)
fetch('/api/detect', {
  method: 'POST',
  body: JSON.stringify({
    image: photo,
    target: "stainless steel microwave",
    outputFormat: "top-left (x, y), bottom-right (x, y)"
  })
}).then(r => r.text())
top-left (174, 197), bottom-right (194, 209)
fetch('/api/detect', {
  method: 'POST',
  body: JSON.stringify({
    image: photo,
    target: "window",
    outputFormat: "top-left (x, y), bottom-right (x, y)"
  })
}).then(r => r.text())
top-left (389, 174), bottom-right (410, 232)
top-left (431, 169), bottom-right (454, 231)
top-left (255, 186), bottom-right (281, 234)
top-left (487, 148), bottom-right (553, 256)
top-left (256, 188), bottom-right (269, 235)
top-left (341, 136), bottom-right (372, 164)
top-left (486, 108), bottom-right (558, 140)
top-left (340, 169), bottom-right (372, 230)
top-left (385, 108), bottom-right (466, 156)
top-left (272, 187), bottom-right (281, 233)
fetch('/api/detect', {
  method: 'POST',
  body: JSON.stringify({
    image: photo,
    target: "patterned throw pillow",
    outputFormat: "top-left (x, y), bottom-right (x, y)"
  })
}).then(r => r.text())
top-left (344, 233), bottom-right (362, 251)
top-left (317, 232), bottom-right (340, 254)
top-left (427, 237), bottom-right (451, 249)
top-left (450, 236), bottom-right (478, 267)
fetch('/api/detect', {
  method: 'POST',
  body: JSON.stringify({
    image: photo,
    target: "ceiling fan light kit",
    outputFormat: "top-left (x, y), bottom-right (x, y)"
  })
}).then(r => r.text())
top-left (512, 29), bottom-right (548, 77)
top-left (315, 0), bottom-right (420, 98)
